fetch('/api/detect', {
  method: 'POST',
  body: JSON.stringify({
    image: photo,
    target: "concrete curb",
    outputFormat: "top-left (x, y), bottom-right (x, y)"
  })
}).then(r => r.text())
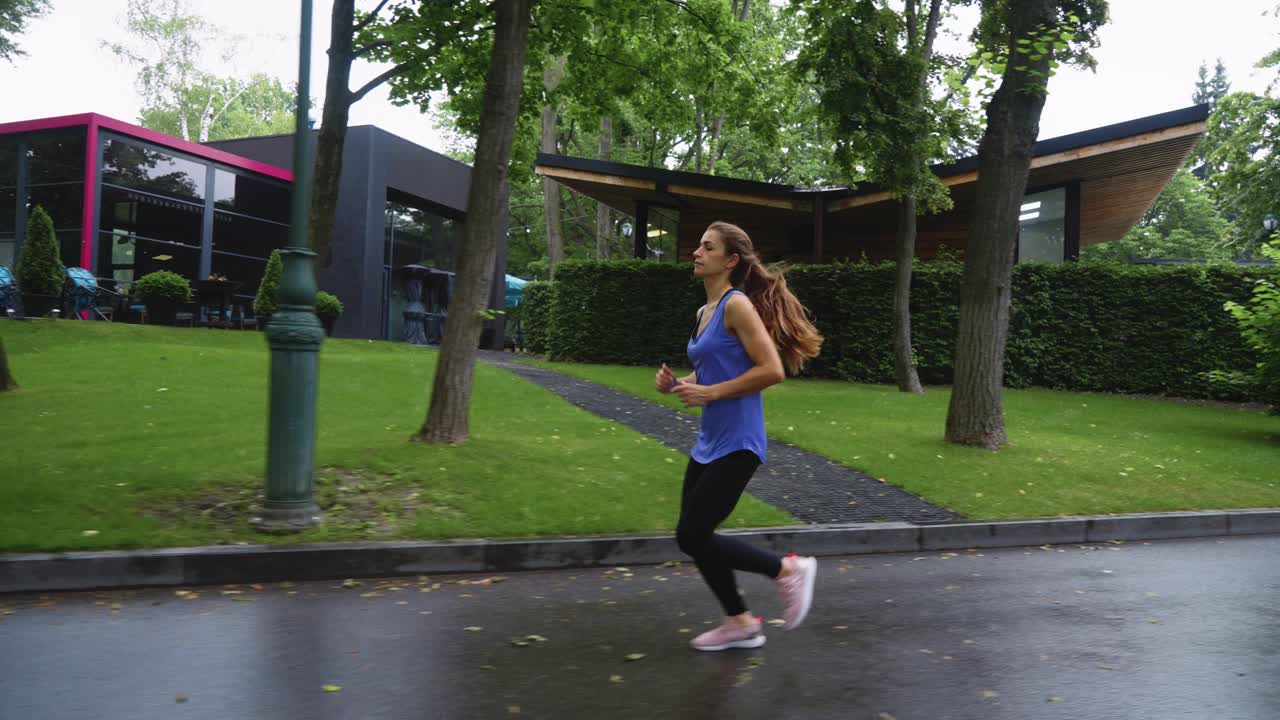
top-left (3, 509), bottom-right (1279, 594)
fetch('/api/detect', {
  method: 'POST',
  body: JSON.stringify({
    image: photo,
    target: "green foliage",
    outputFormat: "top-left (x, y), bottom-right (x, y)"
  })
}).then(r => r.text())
top-left (520, 281), bottom-right (557, 355)
top-left (0, 0), bottom-right (49, 62)
top-left (1207, 239), bottom-right (1280, 408)
top-left (134, 270), bottom-right (192, 305)
top-left (547, 260), bottom-right (701, 365)
top-left (15, 206), bottom-right (63, 296)
top-left (314, 291), bottom-right (344, 320)
top-left (1208, 92), bottom-right (1280, 255)
top-left (138, 73), bottom-right (297, 142)
top-left (104, 0), bottom-right (296, 142)
top-left (792, 0), bottom-right (976, 211)
top-left (254, 249), bottom-right (283, 317)
top-left (527, 260), bottom-right (1273, 399)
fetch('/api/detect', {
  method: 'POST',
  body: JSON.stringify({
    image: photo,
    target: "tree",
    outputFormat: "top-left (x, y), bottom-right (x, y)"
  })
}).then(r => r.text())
top-left (796, 0), bottom-right (975, 394)
top-left (138, 73), bottom-right (297, 142)
top-left (0, 0), bottom-right (48, 63)
top-left (1208, 91), bottom-right (1280, 255)
top-left (0, 337), bottom-right (14, 391)
top-left (310, 0), bottom-right (477, 269)
top-left (417, 0), bottom-right (532, 444)
top-left (944, 0), bottom-right (1108, 449)
top-left (0, 0), bottom-right (48, 390)
top-left (103, 0), bottom-right (295, 142)
top-left (1190, 59), bottom-right (1231, 179)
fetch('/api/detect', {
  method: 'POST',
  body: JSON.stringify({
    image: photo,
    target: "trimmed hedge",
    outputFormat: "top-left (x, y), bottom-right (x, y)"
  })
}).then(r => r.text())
top-left (521, 281), bottom-right (556, 355)
top-left (528, 259), bottom-right (1276, 400)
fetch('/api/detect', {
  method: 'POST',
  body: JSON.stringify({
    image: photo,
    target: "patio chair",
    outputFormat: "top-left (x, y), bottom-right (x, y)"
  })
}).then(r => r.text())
top-left (63, 267), bottom-right (121, 321)
top-left (0, 267), bottom-right (16, 318)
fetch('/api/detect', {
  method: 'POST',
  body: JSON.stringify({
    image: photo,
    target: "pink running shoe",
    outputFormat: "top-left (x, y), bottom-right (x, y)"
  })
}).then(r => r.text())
top-left (776, 554), bottom-right (817, 630)
top-left (689, 617), bottom-right (766, 651)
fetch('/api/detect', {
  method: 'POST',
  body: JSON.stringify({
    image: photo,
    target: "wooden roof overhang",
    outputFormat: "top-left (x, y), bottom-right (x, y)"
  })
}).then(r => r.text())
top-left (534, 104), bottom-right (1209, 251)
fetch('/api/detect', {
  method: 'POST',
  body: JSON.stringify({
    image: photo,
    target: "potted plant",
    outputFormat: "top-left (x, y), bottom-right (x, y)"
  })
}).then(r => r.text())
top-left (134, 270), bottom-right (192, 326)
top-left (314, 291), bottom-right (344, 336)
top-left (253, 249), bottom-right (283, 329)
top-left (14, 206), bottom-right (64, 318)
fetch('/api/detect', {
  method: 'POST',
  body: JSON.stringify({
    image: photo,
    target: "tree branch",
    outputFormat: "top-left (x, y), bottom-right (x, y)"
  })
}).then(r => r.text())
top-left (351, 60), bottom-right (414, 102)
top-left (352, 0), bottom-right (393, 35)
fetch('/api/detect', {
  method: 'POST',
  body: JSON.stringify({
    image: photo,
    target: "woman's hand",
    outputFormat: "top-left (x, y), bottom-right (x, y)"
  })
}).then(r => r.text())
top-left (655, 363), bottom-right (680, 394)
top-left (672, 382), bottom-right (718, 407)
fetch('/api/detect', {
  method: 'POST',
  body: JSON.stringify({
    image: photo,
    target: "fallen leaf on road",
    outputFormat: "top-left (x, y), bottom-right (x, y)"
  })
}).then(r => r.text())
top-left (766, 619), bottom-right (786, 626)
top-left (1048, 696), bottom-right (1066, 703)
top-left (877, 714), bottom-right (897, 720)
top-left (341, 579), bottom-right (362, 589)
top-left (360, 592), bottom-right (384, 598)
top-left (464, 626), bottom-right (483, 632)
top-left (981, 690), bottom-right (999, 699)
top-left (625, 653), bottom-right (645, 661)
top-left (175, 694), bottom-right (188, 703)
top-left (322, 685), bottom-right (342, 693)
top-left (610, 675), bottom-right (623, 683)
top-left (747, 657), bottom-right (764, 667)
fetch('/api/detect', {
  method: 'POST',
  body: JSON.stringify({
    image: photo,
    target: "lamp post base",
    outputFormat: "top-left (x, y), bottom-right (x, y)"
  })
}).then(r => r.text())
top-left (249, 502), bottom-right (323, 533)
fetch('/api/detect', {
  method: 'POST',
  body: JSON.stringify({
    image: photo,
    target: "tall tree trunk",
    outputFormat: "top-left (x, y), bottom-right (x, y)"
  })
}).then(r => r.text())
top-left (893, 196), bottom-right (924, 393)
top-left (542, 55), bottom-right (567, 277)
top-left (693, 108), bottom-right (705, 174)
top-left (891, 0), bottom-right (941, 395)
top-left (595, 115), bottom-right (612, 259)
top-left (310, 0), bottom-right (357, 270)
top-left (944, 0), bottom-right (1056, 449)
top-left (0, 338), bottom-right (15, 392)
top-left (706, 115), bottom-right (725, 175)
top-left (417, 0), bottom-right (531, 445)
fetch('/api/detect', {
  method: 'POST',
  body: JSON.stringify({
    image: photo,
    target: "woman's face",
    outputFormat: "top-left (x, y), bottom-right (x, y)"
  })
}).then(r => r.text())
top-left (693, 230), bottom-right (738, 278)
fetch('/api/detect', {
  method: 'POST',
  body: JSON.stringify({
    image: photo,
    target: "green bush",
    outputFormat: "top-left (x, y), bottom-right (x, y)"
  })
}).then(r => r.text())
top-left (525, 259), bottom-right (1274, 400)
top-left (134, 270), bottom-right (192, 305)
top-left (520, 281), bottom-right (557, 355)
top-left (314, 291), bottom-right (344, 320)
top-left (15, 206), bottom-right (64, 296)
top-left (254, 249), bottom-right (283, 317)
top-left (1206, 240), bottom-right (1280, 409)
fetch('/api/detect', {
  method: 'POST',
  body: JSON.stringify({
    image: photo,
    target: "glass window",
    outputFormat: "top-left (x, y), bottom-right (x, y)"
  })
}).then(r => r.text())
top-left (26, 129), bottom-right (86, 184)
top-left (27, 182), bottom-right (83, 230)
top-left (99, 185), bottom-right (204, 248)
top-left (0, 235), bottom-right (15, 268)
top-left (99, 233), bottom-right (200, 286)
top-left (1018, 187), bottom-right (1067, 264)
top-left (0, 140), bottom-right (16, 187)
top-left (56, 230), bottom-right (82, 269)
top-left (211, 252), bottom-right (267, 299)
top-left (212, 211), bottom-right (288, 259)
top-left (384, 200), bottom-right (458, 272)
top-left (0, 186), bottom-right (15, 234)
top-left (647, 207), bottom-right (679, 262)
top-left (102, 137), bottom-right (206, 201)
top-left (213, 169), bottom-right (290, 223)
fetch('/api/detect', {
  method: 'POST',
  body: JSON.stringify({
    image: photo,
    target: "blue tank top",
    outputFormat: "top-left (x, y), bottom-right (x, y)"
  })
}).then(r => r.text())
top-left (686, 290), bottom-right (768, 464)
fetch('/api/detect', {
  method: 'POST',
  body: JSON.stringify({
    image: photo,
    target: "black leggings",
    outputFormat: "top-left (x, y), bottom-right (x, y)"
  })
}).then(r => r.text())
top-left (676, 450), bottom-right (783, 617)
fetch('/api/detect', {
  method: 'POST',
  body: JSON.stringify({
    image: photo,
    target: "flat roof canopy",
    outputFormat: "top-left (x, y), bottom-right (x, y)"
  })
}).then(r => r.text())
top-left (535, 104), bottom-right (1209, 259)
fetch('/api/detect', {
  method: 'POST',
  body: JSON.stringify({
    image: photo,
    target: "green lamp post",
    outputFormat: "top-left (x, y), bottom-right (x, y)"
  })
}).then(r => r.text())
top-left (251, 0), bottom-right (323, 532)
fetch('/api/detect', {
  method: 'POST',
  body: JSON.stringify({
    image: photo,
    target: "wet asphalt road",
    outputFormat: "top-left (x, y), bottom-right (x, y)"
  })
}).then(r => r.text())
top-left (2, 534), bottom-right (1278, 720)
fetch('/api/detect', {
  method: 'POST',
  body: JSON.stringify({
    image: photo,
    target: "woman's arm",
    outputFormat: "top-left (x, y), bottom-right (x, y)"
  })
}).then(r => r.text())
top-left (672, 294), bottom-right (784, 407)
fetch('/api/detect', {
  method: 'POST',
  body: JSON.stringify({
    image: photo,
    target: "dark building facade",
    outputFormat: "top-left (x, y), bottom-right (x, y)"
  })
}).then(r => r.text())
top-left (1, 114), bottom-right (505, 346)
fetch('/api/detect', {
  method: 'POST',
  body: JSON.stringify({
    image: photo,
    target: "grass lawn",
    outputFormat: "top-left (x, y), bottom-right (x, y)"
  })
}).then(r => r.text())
top-left (522, 359), bottom-right (1280, 520)
top-left (0, 322), bottom-right (792, 552)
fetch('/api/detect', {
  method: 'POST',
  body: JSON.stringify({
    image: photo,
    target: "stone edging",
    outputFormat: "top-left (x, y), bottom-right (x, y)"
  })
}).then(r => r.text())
top-left (2, 509), bottom-right (1277, 594)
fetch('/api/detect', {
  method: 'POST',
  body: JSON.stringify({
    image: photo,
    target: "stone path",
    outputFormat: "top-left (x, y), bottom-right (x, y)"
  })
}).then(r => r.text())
top-left (478, 352), bottom-right (962, 524)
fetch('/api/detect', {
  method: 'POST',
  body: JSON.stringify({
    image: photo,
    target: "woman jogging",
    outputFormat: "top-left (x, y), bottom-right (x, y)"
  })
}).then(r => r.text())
top-left (655, 220), bottom-right (824, 651)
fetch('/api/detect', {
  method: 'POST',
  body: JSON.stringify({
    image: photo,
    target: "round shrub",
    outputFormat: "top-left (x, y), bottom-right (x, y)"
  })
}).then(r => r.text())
top-left (135, 270), bottom-right (192, 305)
top-left (314, 291), bottom-right (344, 320)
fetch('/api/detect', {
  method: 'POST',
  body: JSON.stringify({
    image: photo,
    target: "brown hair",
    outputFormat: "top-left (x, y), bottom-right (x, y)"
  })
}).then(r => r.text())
top-left (705, 221), bottom-right (823, 375)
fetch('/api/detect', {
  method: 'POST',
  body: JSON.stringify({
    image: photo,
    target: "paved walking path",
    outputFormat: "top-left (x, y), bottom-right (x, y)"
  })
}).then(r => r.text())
top-left (478, 352), bottom-right (961, 525)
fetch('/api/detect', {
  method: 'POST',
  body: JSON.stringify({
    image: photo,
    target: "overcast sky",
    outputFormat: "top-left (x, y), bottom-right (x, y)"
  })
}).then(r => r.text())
top-left (1, 0), bottom-right (1276, 156)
